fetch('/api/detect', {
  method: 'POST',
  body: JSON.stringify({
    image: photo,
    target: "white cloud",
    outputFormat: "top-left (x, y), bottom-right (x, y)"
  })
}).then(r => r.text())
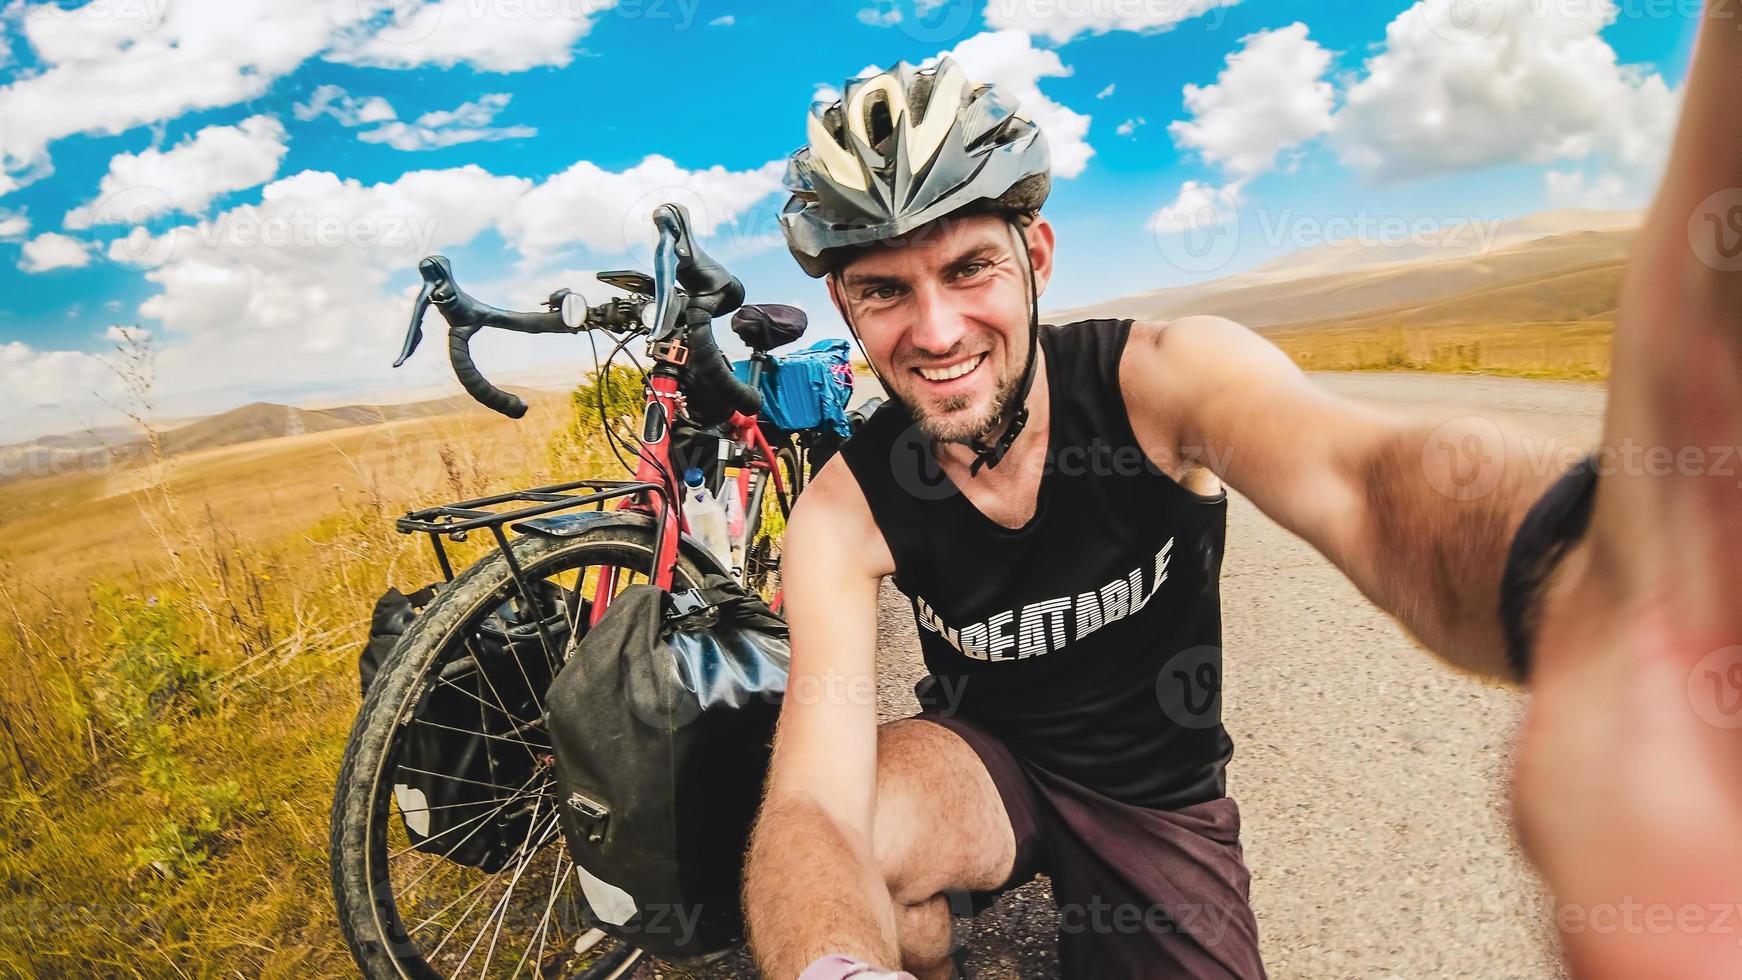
top-left (0, 208), bottom-right (27, 239)
top-left (68, 155), bottom-right (783, 432)
top-left (19, 232), bottom-right (91, 271)
top-left (1168, 23), bottom-right (1334, 186)
top-left (501, 154), bottom-right (786, 260)
top-left (1147, 178), bottom-right (1241, 234)
top-left (294, 84), bottom-right (398, 126)
top-left (0, 0), bottom-right (362, 188)
top-left (1332, 0), bottom-right (1678, 186)
top-left (709, 14), bottom-right (734, 25)
top-left (0, 0), bottom-right (619, 192)
top-left (1116, 117), bottom-right (1144, 137)
top-left (64, 115), bottom-right (290, 229)
top-left (357, 93), bottom-right (536, 151)
top-left (0, 341), bottom-right (121, 439)
top-left (1545, 168), bottom-right (1634, 209)
top-left (1096, 83), bottom-right (1115, 99)
top-left (857, 4), bottom-right (902, 26)
top-left (927, 30), bottom-right (1094, 179)
top-left (984, 0), bottom-right (1240, 44)
top-left (329, 0), bottom-right (623, 72)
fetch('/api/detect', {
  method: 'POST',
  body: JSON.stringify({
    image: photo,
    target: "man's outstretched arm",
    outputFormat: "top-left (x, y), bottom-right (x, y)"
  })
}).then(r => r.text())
top-left (1122, 314), bottom-right (1558, 679)
top-left (1509, 2), bottom-right (1742, 976)
top-left (744, 458), bottom-right (901, 978)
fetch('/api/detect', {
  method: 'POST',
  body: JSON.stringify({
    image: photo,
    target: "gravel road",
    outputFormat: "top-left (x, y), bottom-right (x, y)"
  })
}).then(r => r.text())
top-left (642, 372), bottom-right (1605, 980)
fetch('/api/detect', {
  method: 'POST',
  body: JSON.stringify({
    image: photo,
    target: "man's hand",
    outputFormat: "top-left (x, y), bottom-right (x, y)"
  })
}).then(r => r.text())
top-left (1511, 6), bottom-right (1742, 976)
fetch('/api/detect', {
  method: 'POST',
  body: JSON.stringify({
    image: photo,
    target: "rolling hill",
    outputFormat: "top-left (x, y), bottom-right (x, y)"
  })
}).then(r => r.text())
top-left (1047, 229), bottom-right (1632, 330)
top-left (0, 389), bottom-right (550, 486)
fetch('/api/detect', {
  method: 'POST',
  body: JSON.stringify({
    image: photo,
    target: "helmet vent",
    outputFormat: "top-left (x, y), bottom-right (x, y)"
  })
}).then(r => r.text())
top-left (866, 94), bottom-right (895, 157)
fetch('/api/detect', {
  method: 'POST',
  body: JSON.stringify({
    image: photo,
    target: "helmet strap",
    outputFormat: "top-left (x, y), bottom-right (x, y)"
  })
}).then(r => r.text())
top-left (966, 216), bottom-right (1040, 476)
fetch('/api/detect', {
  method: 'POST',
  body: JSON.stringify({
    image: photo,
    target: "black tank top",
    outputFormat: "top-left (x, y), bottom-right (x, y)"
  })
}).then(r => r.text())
top-left (841, 318), bottom-right (1233, 810)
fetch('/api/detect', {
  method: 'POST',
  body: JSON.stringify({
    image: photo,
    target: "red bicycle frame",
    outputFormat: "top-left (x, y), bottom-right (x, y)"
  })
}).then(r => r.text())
top-left (588, 358), bottom-right (788, 625)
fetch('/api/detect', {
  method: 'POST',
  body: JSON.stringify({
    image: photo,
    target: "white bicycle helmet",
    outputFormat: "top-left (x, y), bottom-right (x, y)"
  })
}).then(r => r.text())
top-left (780, 57), bottom-right (1051, 278)
top-left (780, 58), bottom-right (1052, 473)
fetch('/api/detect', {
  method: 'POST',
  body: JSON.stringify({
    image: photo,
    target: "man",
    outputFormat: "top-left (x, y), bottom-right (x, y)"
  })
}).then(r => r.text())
top-left (744, 10), bottom-right (1742, 975)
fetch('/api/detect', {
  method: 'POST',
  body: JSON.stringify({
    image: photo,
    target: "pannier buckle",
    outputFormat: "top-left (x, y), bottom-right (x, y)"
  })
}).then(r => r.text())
top-left (669, 588), bottom-right (709, 616)
top-left (565, 792), bottom-right (611, 845)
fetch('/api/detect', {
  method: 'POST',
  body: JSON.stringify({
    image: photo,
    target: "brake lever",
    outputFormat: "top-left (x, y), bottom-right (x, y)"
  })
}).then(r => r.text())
top-left (651, 209), bottom-right (683, 342)
top-left (392, 255), bottom-right (455, 367)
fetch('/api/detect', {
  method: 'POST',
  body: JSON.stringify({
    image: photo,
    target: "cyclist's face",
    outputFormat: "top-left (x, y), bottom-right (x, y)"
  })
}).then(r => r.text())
top-left (829, 214), bottom-right (1055, 443)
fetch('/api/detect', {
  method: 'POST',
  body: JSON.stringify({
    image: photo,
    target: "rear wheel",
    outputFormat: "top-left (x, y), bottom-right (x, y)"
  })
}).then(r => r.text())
top-left (331, 524), bottom-right (708, 979)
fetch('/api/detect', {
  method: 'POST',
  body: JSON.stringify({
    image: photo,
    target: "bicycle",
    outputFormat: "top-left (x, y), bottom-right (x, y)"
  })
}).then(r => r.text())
top-left (330, 203), bottom-right (824, 979)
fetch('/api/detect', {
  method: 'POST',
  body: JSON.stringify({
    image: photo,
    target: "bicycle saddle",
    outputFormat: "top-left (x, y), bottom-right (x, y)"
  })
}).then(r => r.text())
top-left (730, 304), bottom-right (808, 352)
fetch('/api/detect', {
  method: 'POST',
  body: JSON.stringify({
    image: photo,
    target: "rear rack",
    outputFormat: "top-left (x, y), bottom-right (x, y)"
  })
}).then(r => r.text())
top-left (398, 478), bottom-right (672, 589)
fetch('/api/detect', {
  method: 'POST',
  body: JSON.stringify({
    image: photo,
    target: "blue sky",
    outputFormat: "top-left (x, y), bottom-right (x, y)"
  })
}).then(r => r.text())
top-left (0, 0), bottom-right (1701, 441)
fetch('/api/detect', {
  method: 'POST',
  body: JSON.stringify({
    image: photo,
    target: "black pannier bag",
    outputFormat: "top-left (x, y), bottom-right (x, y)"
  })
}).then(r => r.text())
top-left (359, 580), bottom-right (578, 873)
top-left (547, 574), bottom-right (788, 960)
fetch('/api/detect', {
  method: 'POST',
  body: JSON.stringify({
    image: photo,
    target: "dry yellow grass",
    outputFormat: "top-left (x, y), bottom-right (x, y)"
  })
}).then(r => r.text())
top-left (1269, 320), bottom-right (1613, 380)
top-left (0, 388), bottom-right (595, 977)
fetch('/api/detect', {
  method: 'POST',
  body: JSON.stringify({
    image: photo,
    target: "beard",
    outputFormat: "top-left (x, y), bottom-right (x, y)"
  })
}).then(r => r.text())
top-left (904, 356), bottom-right (1021, 445)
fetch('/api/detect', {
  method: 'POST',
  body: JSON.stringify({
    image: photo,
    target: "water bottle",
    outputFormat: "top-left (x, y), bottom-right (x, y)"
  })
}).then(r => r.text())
top-left (683, 468), bottom-right (731, 569)
top-left (719, 476), bottom-right (747, 573)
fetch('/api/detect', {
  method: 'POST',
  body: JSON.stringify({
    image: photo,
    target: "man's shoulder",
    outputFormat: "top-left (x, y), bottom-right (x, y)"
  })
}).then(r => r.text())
top-left (787, 450), bottom-right (896, 579)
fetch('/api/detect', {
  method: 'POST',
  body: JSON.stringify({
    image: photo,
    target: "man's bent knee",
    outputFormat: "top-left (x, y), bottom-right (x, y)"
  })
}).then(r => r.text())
top-left (869, 719), bottom-right (1016, 904)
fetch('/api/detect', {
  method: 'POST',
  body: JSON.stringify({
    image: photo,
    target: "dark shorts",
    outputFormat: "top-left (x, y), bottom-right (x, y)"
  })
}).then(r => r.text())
top-left (919, 713), bottom-right (1267, 980)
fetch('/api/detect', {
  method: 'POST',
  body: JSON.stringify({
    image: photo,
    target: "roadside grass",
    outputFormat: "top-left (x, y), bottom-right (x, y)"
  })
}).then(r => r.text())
top-left (1268, 320), bottom-right (1612, 381)
top-left (0, 375), bottom-right (623, 977)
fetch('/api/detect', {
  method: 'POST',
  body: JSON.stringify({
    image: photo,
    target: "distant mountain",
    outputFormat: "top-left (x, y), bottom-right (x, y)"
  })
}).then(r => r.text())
top-left (139, 390), bottom-right (542, 457)
top-left (1047, 229), bottom-right (1632, 331)
top-left (0, 390), bottom-right (547, 485)
top-left (1240, 208), bottom-right (1639, 283)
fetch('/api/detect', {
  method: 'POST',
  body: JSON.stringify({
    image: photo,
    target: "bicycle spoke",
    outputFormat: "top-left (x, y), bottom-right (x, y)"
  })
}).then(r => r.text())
top-left (408, 716), bottom-right (549, 753)
top-left (432, 672), bottom-right (538, 727)
top-left (452, 798), bottom-right (552, 978)
top-left (393, 765), bottom-right (528, 796)
top-left (388, 770), bottom-right (542, 862)
top-left (515, 848), bottom-right (573, 979)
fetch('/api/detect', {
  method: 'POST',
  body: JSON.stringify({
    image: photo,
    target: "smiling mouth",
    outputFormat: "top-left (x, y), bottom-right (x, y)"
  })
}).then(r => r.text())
top-left (913, 352), bottom-right (987, 384)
